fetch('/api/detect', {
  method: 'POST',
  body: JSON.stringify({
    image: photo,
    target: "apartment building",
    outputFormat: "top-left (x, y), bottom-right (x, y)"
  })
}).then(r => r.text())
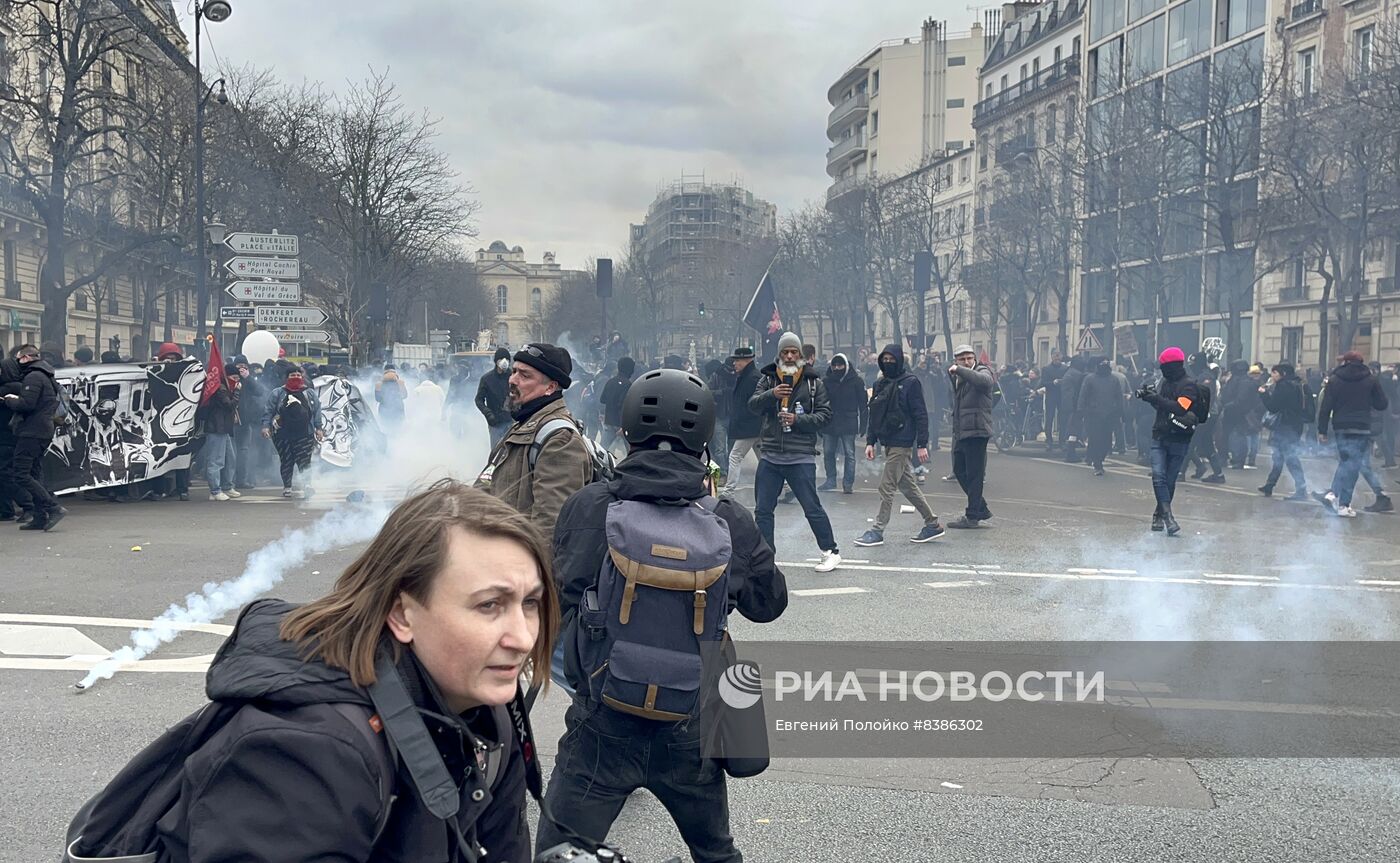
top-left (825, 19), bottom-right (986, 208)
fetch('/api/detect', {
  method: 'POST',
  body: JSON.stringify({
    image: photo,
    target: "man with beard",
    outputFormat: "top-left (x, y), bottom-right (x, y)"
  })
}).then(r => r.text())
top-left (747, 332), bottom-right (840, 571)
top-left (476, 346), bottom-right (513, 447)
top-left (475, 343), bottom-right (593, 539)
top-left (261, 368), bottom-right (324, 498)
top-left (1136, 347), bottom-right (1211, 535)
top-left (0, 344), bottom-right (66, 530)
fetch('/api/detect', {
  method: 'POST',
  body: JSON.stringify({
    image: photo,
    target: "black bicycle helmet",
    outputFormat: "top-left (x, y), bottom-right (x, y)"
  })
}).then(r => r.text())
top-left (621, 368), bottom-right (715, 456)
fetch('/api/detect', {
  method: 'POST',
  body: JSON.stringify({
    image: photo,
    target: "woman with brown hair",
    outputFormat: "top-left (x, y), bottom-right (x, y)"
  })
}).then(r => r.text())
top-left (75, 480), bottom-right (559, 862)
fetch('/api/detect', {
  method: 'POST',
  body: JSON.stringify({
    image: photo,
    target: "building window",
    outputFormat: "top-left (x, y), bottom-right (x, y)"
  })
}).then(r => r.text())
top-left (0, 34), bottom-right (9, 88)
top-left (1220, 0), bottom-right (1266, 43)
top-left (1355, 27), bottom-right (1374, 78)
top-left (1282, 327), bottom-right (1303, 363)
top-left (872, 70), bottom-right (880, 93)
top-left (960, 158), bottom-right (970, 181)
top-left (1020, 63), bottom-right (1029, 81)
top-left (1126, 15), bottom-right (1166, 82)
top-left (1090, 0), bottom-right (1126, 42)
top-left (1090, 38), bottom-right (1122, 98)
top-left (1033, 58), bottom-right (1041, 76)
top-left (3, 240), bottom-right (15, 298)
top-left (496, 285), bottom-right (508, 314)
top-left (1129, 0), bottom-right (1165, 24)
top-left (1046, 104), bottom-right (1058, 142)
top-left (530, 287), bottom-right (542, 316)
top-left (75, 292), bottom-right (88, 311)
top-left (1297, 48), bottom-right (1315, 97)
top-left (986, 82), bottom-right (994, 98)
top-left (872, 110), bottom-right (878, 134)
top-left (948, 56), bottom-right (966, 66)
top-left (946, 98), bottom-right (964, 108)
top-left (1000, 74), bottom-right (1008, 91)
top-left (1168, 0), bottom-right (1211, 65)
top-left (1054, 46), bottom-right (1063, 64)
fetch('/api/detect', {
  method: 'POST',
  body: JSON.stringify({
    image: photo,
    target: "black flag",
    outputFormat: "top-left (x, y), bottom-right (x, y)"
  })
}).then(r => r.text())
top-left (743, 267), bottom-right (784, 361)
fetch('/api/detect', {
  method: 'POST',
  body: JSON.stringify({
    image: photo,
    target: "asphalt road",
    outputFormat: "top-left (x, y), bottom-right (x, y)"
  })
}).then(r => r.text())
top-left (3, 443), bottom-right (1398, 862)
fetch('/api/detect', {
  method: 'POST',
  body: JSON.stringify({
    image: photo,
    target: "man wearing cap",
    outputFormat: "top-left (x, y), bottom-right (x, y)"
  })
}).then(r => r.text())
top-left (1136, 346), bottom-right (1211, 534)
top-left (722, 346), bottom-right (762, 496)
top-left (475, 342), bottom-right (593, 538)
top-left (947, 345), bottom-right (996, 528)
top-left (475, 346), bottom-right (513, 447)
top-left (747, 331), bottom-right (841, 571)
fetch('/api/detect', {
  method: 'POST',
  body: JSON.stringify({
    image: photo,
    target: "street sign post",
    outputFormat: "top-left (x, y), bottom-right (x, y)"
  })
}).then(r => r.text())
top-left (225, 281), bottom-right (301, 303)
top-left (270, 330), bottom-right (332, 343)
top-left (255, 306), bottom-right (328, 327)
top-left (223, 232), bottom-right (300, 256)
top-left (225, 257), bottom-right (300, 280)
top-left (220, 306), bottom-right (255, 321)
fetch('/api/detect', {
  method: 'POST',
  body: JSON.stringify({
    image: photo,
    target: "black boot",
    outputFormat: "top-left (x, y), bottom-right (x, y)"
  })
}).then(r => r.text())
top-left (1163, 506), bottom-right (1181, 536)
top-left (1257, 484), bottom-right (1273, 497)
top-left (1151, 505), bottom-right (1165, 532)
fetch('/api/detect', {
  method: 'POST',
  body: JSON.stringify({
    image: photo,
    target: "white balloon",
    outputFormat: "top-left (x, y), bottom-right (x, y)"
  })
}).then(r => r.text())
top-left (241, 330), bottom-right (280, 367)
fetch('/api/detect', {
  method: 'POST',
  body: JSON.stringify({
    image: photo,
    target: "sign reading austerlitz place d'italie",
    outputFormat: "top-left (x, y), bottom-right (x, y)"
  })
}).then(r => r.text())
top-left (223, 232), bottom-right (300, 256)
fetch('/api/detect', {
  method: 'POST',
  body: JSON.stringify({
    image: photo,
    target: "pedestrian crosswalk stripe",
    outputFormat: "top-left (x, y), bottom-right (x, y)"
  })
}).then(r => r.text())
top-left (922, 580), bottom-right (990, 589)
top-left (792, 587), bottom-right (869, 597)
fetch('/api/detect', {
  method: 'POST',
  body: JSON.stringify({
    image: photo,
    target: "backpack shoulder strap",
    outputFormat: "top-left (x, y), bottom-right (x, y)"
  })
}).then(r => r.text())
top-left (365, 652), bottom-right (460, 822)
top-left (329, 702), bottom-right (396, 846)
top-left (529, 417), bottom-right (580, 471)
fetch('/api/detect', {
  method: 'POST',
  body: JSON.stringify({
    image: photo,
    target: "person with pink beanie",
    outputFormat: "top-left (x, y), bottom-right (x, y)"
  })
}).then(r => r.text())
top-left (1134, 346), bottom-right (1212, 535)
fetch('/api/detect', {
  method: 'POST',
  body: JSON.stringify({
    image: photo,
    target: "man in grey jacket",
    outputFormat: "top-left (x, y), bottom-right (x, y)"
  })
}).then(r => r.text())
top-left (947, 345), bottom-right (995, 528)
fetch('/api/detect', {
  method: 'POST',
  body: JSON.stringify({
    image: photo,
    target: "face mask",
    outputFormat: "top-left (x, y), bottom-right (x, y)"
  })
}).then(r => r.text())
top-left (496, 358), bottom-right (510, 371)
top-left (285, 377), bottom-right (305, 392)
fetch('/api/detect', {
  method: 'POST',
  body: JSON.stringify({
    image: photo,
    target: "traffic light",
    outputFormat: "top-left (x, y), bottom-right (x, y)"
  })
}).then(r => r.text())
top-left (698, 302), bottom-right (706, 317)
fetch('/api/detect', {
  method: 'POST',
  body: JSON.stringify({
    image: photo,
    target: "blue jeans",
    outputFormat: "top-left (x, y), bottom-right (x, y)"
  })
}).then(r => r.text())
top-left (204, 433), bottom-right (236, 494)
top-left (822, 433), bottom-right (856, 488)
top-left (1331, 433), bottom-right (1370, 506)
top-left (754, 459), bottom-right (837, 555)
top-left (1151, 438), bottom-right (1191, 507)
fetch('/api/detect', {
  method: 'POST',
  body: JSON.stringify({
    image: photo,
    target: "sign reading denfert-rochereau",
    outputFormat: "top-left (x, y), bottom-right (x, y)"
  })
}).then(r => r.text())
top-left (255, 306), bottom-right (328, 327)
top-left (223, 232), bottom-right (299, 256)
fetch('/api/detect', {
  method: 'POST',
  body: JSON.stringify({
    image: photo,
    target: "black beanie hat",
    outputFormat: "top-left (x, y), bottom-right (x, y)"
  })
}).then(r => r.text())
top-left (618, 356), bottom-right (636, 377)
top-left (494, 347), bottom-right (510, 362)
top-left (514, 343), bottom-right (573, 389)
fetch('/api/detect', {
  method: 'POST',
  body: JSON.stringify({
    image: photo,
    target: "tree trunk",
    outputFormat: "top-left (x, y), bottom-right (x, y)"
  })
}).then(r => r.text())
top-left (1317, 279), bottom-right (1332, 372)
top-left (93, 291), bottom-right (103, 351)
top-left (39, 207), bottom-right (70, 355)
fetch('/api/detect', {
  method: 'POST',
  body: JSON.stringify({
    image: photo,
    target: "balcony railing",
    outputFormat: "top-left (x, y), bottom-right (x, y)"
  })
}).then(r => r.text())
top-left (973, 55), bottom-right (1080, 126)
top-left (1290, 0), bottom-right (1323, 21)
top-left (996, 135), bottom-right (1037, 165)
top-left (827, 133), bottom-right (868, 164)
top-left (1279, 285), bottom-right (1307, 302)
top-left (827, 92), bottom-right (869, 132)
top-left (826, 175), bottom-right (863, 204)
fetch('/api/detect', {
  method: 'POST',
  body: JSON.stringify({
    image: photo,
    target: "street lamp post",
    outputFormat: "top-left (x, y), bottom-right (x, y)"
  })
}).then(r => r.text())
top-left (193, 0), bottom-right (232, 356)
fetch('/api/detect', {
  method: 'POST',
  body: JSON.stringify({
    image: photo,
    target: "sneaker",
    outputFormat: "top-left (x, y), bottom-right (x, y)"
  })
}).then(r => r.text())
top-left (1257, 485), bottom-right (1273, 497)
top-left (818, 480), bottom-right (837, 492)
top-left (1093, 466), bottom-right (1105, 476)
top-left (225, 489), bottom-right (242, 499)
top-left (1317, 491), bottom-right (1337, 512)
top-left (842, 486), bottom-right (854, 495)
top-left (854, 529), bottom-right (885, 547)
top-left (1202, 474), bottom-right (1226, 484)
top-left (941, 474), bottom-right (957, 482)
top-left (1364, 495), bottom-right (1393, 513)
top-left (814, 550), bottom-right (842, 572)
top-left (210, 491), bottom-right (230, 501)
top-left (42, 507), bottom-right (66, 532)
top-left (178, 493), bottom-right (189, 501)
top-left (911, 522), bottom-right (945, 543)
top-left (282, 487), bottom-right (294, 498)
top-left (18, 517), bottom-right (48, 531)
top-left (946, 516), bottom-right (982, 529)
top-left (1337, 505), bottom-right (1358, 518)
top-left (779, 491), bottom-right (796, 505)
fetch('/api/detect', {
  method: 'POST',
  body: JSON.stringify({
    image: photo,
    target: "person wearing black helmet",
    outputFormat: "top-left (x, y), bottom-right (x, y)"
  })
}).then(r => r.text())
top-left (540, 368), bottom-right (789, 863)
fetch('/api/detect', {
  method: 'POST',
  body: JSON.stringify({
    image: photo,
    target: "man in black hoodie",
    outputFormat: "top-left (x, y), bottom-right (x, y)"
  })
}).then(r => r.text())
top-left (544, 368), bottom-right (788, 862)
top-left (722, 346), bottom-right (762, 496)
top-left (1135, 346), bottom-right (1210, 535)
top-left (0, 344), bottom-right (65, 530)
top-left (1317, 350), bottom-right (1389, 517)
top-left (1059, 355), bottom-right (1087, 463)
top-left (476, 346), bottom-right (513, 446)
top-left (820, 352), bottom-right (867, 493)
top-left (1257, 362), bottom-right (1310, 500)
top-left (1077, 356), bottom-right (1124, 476)
top-left (598, 356), bottom-right (636, 456)
top-left (856, 345), bottom-right (944, 545)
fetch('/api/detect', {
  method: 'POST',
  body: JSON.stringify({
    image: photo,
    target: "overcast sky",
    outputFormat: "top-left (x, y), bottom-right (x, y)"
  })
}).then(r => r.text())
top-left (179, 0), bottom-right (969, 269)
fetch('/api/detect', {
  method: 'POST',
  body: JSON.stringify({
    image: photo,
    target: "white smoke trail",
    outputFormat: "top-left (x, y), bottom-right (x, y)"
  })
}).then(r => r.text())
top-left (75, 499), bottom-right (394, 690)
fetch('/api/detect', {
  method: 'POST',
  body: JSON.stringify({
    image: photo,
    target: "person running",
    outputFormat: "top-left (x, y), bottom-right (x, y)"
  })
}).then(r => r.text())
top-left (261, 368), bottom-right (324, 498)
top-left (855, 345), bottom-right (944, 546)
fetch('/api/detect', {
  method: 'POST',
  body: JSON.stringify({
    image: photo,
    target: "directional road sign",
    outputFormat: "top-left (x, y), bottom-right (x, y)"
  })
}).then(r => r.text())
top-left (1076, 327), bottom-right (1103, 353)
top-left (270, 330), bottom-right (332, 343)
top-left (220, 306), bottom-right (255, 321)
top-left (223, 232), bottom-right (300, 256)
top-left (225, 281), bottom-right (301, 303)
top-left (225, 257), bottom-right (300, 280)
top-left (255, 306), bottom-right (328, 327)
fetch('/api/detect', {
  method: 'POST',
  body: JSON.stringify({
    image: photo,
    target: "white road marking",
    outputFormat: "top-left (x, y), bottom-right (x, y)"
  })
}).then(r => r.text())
top-left (922, 580), bottom-right (991, 589)
top-left (0, 625), bottom-right (107, 657)
top-left (792, 587), bottom-right (870, 597)
top-left (0, 615), bottom-right (232, 675)
top-left (1202, 573), bottom-right (1280, 581)
top-left (0, 614), bottom-right (233, 636)
top-left (1356, 579), bottom-right (1400, 587)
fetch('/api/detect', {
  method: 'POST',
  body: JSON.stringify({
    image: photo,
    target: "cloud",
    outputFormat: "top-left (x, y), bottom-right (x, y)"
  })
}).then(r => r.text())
top-left (184, 0), bottom-right (967, 267)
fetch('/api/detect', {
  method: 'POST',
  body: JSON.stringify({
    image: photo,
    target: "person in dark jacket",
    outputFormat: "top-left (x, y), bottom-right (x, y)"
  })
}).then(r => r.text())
top-left (446, 363), bottom-right (475, 438)
top-left (598, 356), bottom-right (636, 455)
top-left (375, 365), bottom-right (408, 431)
top-left (203, 364), bottom-right (242, 500)
top-left (0, 344), bottom-right (65, 530)
top-left (1220, 359), bottom-right (1261, 469)
top-left (947, 345), bottom-right (997, 528)
top-left (820, 352), bottom-right (867, 493)
top-left (855, 345), bottom-right (943, 545)
top-left (1317, 351), bottom-right (1389, 516)
top-left (706, 357), bottom-right (736, 468)
top-left (1042, 354), bottom-right (1067, 449)
top-left (0, 352), bottom-right (28, 520)
top-left (747, 332), bottom-right (840, 570)
top-left (722, 346), bottom-right (762, 496)
top-left (542, 369), bottom-right (788, 863)
top-left (923, 351), bottom-right (951, 451)
top-left (476, 347), bottom-right (513, 447)
top-left (1059, 355), bottom-right (1088, 462)
top-left (1257, 362), bottom-right (1310, 500)
top-left (232, 357), bottom-right (268, 489)
top-left (97, 482), bottom-right (552, 863)
top-left (1135, 346), bottom-right (1211, 535)
top-left (1077, 356), bottom-right (1124, 476)
top-left (261, 369), bottom-right (325, 498)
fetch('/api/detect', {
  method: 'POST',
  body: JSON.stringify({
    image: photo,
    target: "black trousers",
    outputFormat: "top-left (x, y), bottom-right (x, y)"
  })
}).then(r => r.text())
top-left (1085, 414), bottom-right (1117, 468)
top-left (0, 440), bottom-right (26, 514)
top-left (13, 436), bottom-right (57, 512)
top-left (953, 436), bottom-right (991, 520)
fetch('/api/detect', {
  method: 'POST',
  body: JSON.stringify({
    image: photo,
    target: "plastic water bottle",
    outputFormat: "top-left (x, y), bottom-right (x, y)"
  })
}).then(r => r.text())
top-left (791, 400), bottom-right (804, 432)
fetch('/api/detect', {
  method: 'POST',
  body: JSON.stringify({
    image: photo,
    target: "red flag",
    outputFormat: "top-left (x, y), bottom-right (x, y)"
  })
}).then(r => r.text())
top-left (201, 336), bottom-right (225, 406)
